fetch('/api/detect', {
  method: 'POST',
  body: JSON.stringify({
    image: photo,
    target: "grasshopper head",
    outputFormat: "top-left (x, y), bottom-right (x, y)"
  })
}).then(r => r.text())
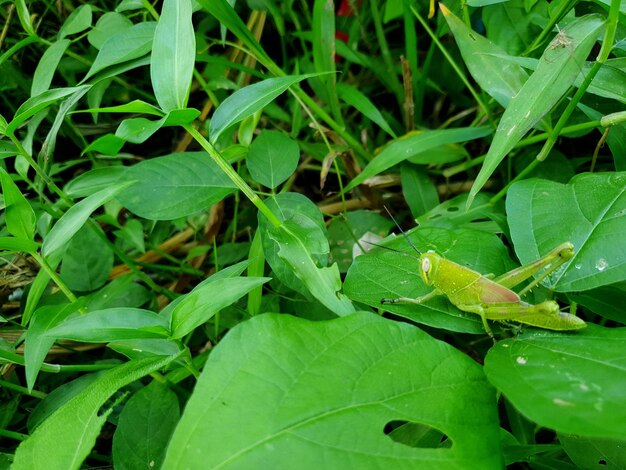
top-left (419, 251), bottom-right (439, 286)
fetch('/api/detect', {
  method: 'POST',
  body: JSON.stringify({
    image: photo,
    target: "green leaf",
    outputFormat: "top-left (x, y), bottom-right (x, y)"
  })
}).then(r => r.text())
top-left (507, 173), bottom-right (626, 292)
top-left (195, 0), bottom-right (272, 67)
top-left (45, 308), bottom-right (170, 342)
top-left (246, 130), bottom-right (299, 189)
top-left (151, 0), bottom-right (195, 111)
top-left (468, 15), bottom-right (605, 205)
top-left (12, 355), bottom-right (178, 470)
top-left (58, 5), bottom-right (92, 39)
top-left (25, 304), bottom-right (78, 391)
top-left (163, 313), bottom-right (502, 468)
top-left (170, 276), bottom-right (270, 339)
top-left (258, 193), bottom-right (328, 297)
top-left (0, 237), bottom-right (39, 253)
top-left (115, 116), bottom-right (167, 143)
top-left (60, 224), bottom-right (113, 292)
top-left (42, 181), bottom-right (134, 258)
top-left (343, 127), bottom-right (492, 192)
top-left (87, 12), bottom-right (132, 49)
top-left (117, 151), bottom-right (237, 220)
top-left (6, 86), bottom-right (91, 136)
top-left (0, 167), bottom-right (36, 240)
top-left (209, 74), bottom-right (319, 144)
top-left (484, 326), bottom-right (626, 439)
top-left (64, 167), bottom-right (127, 198)
top-left (559, 434), bottom-right (626, 469)
top-left (82, 22), bottom-right (156, 81)
top-left (441, 4), bottom-right (528, 107)
top-left (112, 382), bottom-right (180, 470)
top-left (76, 99), bottom-right (164, 116)
top-left (327, 210), bottom-right (394, 273)
top-left (14, 0), bottom-right (35, 35)
top-left (31, 40), bottom-right (70, 97)
top-left (312, 0), bottom-right (342, 125)
top-left (401, 166), bottom-right (439, 218)
top-left (343, 226), bottom-right (517, 334)
top-left (268, 216), bottom-right (355, 316)
top-left (337, 83), bottom-right (397, 137)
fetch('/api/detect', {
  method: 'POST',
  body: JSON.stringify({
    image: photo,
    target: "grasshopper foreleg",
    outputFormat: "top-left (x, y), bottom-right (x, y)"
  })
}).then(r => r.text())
top-left (381, 289), bottom-right (440, 305)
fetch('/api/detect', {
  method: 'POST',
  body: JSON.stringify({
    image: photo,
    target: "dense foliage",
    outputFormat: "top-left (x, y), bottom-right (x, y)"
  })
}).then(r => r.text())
top-left (1, 0), bottom-right (625, 468)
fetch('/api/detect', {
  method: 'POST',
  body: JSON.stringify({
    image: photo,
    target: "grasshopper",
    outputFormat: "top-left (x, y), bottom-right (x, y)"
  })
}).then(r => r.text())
top-left (379, 213), bottom-right (586, 337)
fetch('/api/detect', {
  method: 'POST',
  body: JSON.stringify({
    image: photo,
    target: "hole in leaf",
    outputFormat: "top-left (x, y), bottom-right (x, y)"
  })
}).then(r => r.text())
top-left (428, 214), bottom-right (441, 219)
top-left (384, 420), bottom-right (451, 448)
top-left (598, 459), bottom-right (607, 466)
top-left (446, 206), bottom-right (460, 212)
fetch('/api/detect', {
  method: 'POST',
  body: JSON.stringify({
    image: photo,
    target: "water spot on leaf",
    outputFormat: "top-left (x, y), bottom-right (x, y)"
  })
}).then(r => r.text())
top-left (516, 356), bottom-right (527, 365)
top-left (595, 258), bottom-right (608, 271)
top-left (552, 398), bottom-right (575, 407)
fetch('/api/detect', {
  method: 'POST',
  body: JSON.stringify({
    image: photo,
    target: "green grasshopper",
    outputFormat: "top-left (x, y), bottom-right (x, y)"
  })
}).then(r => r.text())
top-left (379, 213), bottom-right (586, 337)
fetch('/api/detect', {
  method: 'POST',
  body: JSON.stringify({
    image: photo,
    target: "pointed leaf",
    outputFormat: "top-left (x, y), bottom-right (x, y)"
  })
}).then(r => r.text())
top-left (344, 127), bottom-right (492, 192)
top-left (468, 15), bottom-right (605, 205)
top-left (12, 355), bottom-right (178, 470)
top-left (151, 0), bottom-right (195, 111)
top-left (209, 74), bottom-right (320, 144)
top-left (42, 181), bottom-right (134, 257)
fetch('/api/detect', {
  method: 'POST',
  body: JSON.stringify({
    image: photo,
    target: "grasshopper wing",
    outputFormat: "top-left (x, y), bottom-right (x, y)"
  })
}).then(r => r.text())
top-left (475, 277), bottom-right (521, 303)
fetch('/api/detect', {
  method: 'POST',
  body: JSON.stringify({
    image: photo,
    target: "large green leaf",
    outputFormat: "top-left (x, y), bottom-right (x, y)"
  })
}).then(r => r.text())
top-left (117, 152), bottom-right (237, 220)
top-left (12, 355), bottom-right (178, 470)
top-left (344, 127), bottom-right (492, 192)
top-left (507, 173), bottom-right (626, 292)
top-left (344, 226), bottom-right (517, 334)
top-left (163, 313), bottom-right (502, 468)
top-left (468, 15), bottom-right (605, 205)
top-left (559, 434), bottom-right (626, 469)
top-left (484, 326), bottom-right (626, 439)
top-left (150, 0), bottom-right (195, 111)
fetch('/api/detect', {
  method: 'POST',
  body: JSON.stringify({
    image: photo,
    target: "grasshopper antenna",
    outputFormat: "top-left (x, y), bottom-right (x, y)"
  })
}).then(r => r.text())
top-left (383, 206), bottom-right (421, 255)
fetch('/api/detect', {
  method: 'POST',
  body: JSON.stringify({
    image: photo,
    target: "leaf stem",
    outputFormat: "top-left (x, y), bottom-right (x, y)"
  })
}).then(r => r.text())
top-left (184, 124), bottom-right (282, 228)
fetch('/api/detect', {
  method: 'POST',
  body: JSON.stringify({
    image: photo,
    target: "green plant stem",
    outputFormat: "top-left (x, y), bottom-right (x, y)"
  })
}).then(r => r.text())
top-left (444, 120), bottom-right (600, 178)
top-left (0, 378), bottom-right (47, 399)
top-left (411, 5), bottom-right (495, 128)
top-left (535, 1), bottom-right (619, 162)
top-left (0, 428), bottom-right (28, 441)
top-left (9, 135), bottom-right (70, 205)
top-left (30, 253), bottom-right (78, 304)
top-left (524, 0), bottom-right (578, 55)
top-left (370, 0), bottom-right (404, 106)
top-left (0, 36), bottom-right (38, 67)
top-left (184, 124), bottom-right (282, 228)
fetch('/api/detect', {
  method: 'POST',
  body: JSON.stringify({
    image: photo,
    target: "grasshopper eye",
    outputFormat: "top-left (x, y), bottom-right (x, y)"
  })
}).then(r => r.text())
top-left (421, 257), bottom-right (431, 274)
